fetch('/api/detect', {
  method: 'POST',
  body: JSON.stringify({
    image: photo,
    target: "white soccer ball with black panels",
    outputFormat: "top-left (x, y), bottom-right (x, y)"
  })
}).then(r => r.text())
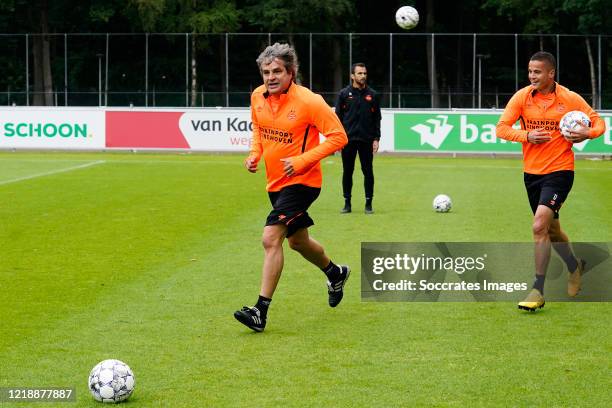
top-left (559, 110), bottom-right (590, 139)
top-left (433, 194), bottom-right (452, 213)
top-left (88, 359), bottom-right (135, 403)
top-left (395, 6), bottom-right (419, 30)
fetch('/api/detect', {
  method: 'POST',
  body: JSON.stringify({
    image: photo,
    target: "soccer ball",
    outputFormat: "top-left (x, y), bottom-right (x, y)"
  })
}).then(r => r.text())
top-left (433, 194), bottom-right (452, 213)
top-left (395, 6), bottom-right (419, 30)
top-left (88, 359), bottom-right (135, 403)
top-left (559, 110), bottom-right (590, 139)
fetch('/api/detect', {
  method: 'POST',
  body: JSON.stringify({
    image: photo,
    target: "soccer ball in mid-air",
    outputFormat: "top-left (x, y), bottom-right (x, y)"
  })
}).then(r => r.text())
top-left (88, 359), bottom-right (135, 403)
top-left (395, 6), bottom-right (419, 30)
top-left (433, 194), bottom-right (452, 213)
top-left (559, 110), bottom-right (590, 139)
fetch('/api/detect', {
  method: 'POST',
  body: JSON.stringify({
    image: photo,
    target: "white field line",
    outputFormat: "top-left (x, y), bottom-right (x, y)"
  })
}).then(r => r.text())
top-left (4, 158), bottom-right (519, 169)
top-left (0, 158), bottom-right (101, 163)
top-left (0, 158), bottom-right (609, 171)
top-left (0, 160), bottom-right (106, 186)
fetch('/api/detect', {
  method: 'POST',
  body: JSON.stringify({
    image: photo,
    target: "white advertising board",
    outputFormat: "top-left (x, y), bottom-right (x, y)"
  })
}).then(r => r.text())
top-left (0, 108), bottom-right (105, 149)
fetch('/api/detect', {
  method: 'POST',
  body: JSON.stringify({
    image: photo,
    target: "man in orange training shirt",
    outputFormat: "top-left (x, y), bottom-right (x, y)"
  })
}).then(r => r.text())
top-left (496, 51), bottom-right (605, 311)
top-left (234, 43), bottom-right (349, 332)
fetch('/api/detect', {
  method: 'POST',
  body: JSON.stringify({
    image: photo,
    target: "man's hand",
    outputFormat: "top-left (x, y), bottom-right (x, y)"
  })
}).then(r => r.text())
top-left (527, 128), bottom-right (552, 144)
top-left (281, 158), bottom-right (295, 177)
top-left (563, 121), bottom-right (590, 143)
top-left (372, 140), bottom-right (379, 153)
top-left (245, 157), bottom-right (258, 173)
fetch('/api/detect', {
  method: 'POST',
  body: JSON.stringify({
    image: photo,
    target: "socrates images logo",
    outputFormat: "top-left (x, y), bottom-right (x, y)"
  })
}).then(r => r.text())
top-left (411, 115), bottom-right (454, 149)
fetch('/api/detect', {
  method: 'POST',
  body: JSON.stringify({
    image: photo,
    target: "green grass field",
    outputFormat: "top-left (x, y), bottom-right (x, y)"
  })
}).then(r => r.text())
top-left (1, 151), bottom-right (611, 407)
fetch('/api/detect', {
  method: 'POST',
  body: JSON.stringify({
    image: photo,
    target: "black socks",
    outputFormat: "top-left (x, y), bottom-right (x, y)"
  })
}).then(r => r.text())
top-left (565, 256), bottom-right (578, 274)
top-left (533, 274), bottom-right (545, 294)
top-left (322, 261), bottom-right (341, 282)
top-left (255, 295), bottom-right (271, 317)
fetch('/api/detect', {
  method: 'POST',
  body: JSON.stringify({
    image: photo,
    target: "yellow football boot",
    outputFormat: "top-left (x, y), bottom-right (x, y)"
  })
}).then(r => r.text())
top-left (518, 288), bottom-right (545, 311)
top-left (568, 259), bottom-right (585, 298)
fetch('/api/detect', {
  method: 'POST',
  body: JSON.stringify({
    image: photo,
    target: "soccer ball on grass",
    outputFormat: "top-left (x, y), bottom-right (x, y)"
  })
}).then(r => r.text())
top-left (88, 359), bottom-right (135, 403)
top-left (395, 6), bottom-right (419, 30)
top-left (433, 194), bottom-right (452, 213)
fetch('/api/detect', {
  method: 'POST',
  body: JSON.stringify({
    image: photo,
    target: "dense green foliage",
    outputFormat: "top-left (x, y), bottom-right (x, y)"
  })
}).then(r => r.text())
top-left (0, 1), bottom-right (610, 106)
top-left (2, 1), bottom-right (609, 34)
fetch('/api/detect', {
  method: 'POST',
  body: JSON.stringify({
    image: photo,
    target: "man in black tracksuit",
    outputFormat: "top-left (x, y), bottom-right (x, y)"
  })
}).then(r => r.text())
top-left (334, 63), bottom-right (382, 214)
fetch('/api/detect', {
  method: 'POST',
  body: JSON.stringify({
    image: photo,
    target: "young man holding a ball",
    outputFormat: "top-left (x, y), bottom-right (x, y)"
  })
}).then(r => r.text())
top-left (496, 51), bottom-right (605, 311)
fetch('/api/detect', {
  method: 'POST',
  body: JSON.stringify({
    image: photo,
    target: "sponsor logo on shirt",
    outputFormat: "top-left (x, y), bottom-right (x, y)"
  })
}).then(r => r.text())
top-left (525, 119), bottom-right (558, 131)
top-left (259, 126), bottom-right (294, 144)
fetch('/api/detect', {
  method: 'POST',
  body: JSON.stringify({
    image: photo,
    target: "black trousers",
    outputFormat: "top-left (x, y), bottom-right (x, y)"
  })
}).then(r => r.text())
top-left (341, 139), bottom-right (374, 199)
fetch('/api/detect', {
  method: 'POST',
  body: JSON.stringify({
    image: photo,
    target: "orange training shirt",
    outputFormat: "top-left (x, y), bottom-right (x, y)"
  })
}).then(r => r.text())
top-left (496, 83), bottom-right (605, 174)
top-left (248, 83), bottom-right (348, 191)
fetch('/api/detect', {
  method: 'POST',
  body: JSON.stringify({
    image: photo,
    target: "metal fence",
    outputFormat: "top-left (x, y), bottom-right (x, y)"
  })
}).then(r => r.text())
top-left (0, 33), bottom-right (610, 109)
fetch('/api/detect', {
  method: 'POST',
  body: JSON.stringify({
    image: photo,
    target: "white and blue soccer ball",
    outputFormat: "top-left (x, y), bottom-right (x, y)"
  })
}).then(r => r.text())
top-left (88, 359), bottom-right (135, 403)
top-left (559, 110), bottom-right (590, 139)
top-left (395, 6), bottom-right (419, 30)
top-left (433, 194), bottom-right (452, 213)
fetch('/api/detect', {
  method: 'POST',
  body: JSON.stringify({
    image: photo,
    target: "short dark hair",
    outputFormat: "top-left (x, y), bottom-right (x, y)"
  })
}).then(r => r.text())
top-left (351, 62), bottom-right (367, 74)
top-left (530, 51), bottom-right (556, 70)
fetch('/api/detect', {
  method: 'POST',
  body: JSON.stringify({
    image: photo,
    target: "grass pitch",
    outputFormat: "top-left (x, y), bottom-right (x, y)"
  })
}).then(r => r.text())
top-left (0, 152), bottom-right (610, 407)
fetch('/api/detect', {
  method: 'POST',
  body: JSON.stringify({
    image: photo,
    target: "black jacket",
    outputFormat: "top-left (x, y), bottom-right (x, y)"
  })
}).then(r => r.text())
top-left (334, 85), bottom-right (381, 142)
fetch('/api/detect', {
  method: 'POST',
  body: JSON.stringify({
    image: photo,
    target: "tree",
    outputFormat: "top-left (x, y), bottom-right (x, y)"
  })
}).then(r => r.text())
top-left (29, 0), bottom-right (53, 105)
top-left (425, 0), bottom-right (439, 108)
top-left (0, 0), bottom-right (608, 108)
top-left (242, 0), bottom-right (354, 33)
top-left (126, 0), bottom-right (241, 106)
top-left (3, 0), bottom-right (56, 105)
top-left (243, 0), bottom-right (355, 93)
top-left (483, 0), bottom-right (560, 48)
top-left (562, 0), bottom-right (612, 109)
top-left (483, 0), bottom-right (611, 108)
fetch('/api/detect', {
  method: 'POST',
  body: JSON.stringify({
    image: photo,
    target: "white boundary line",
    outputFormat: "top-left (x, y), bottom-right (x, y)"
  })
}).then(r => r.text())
top-left (0, 160), bottom-right (106, 186)
top-left (0, 158), bottom-right (608, 171)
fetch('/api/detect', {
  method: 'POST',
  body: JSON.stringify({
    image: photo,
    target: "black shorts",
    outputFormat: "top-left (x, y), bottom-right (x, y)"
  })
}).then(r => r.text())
top-left (524, 170), bottom-right (574, 219)
top-left (266, 184), bottom-right (321, 238)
